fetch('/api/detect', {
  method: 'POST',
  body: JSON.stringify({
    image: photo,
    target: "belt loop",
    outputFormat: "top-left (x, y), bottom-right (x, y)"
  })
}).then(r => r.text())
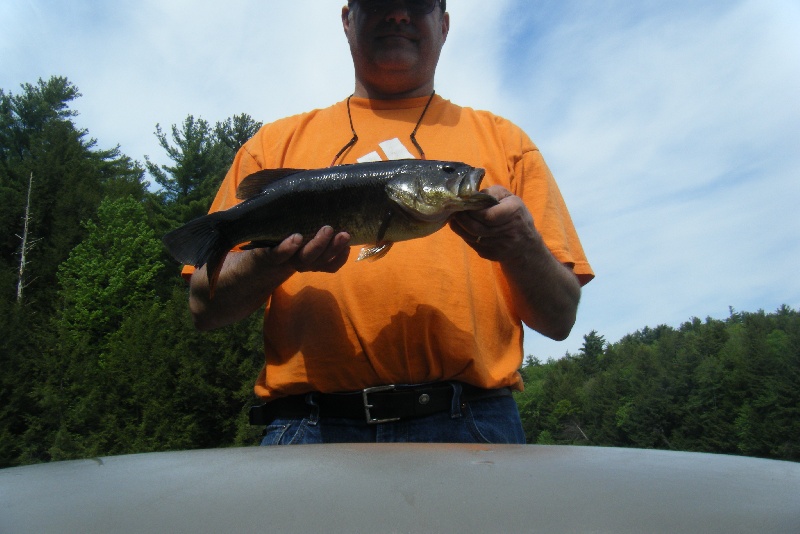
top-left (449, 382), bottom-right (463, 419)
top-left (305, 392), bottom-right (320, 425)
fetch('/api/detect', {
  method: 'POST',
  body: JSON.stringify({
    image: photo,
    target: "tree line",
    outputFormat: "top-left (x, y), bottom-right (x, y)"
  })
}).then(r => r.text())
top-left (1, 76), bottom-right (265, 466)
top-left (514, 308), bottom-right (799, 460)
top-left (1, 76), bottom-right (797, 467)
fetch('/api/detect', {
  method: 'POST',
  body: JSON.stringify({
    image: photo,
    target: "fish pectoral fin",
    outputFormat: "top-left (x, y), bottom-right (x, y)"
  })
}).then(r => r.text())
top-left (357, 242), bottom-right (394, 262)
top-left (356, 210), bottom-right (395, 262)
top-left (376, 208), bottom-right (393, 242)
top-left (236, 168), bottom-right (307, 200)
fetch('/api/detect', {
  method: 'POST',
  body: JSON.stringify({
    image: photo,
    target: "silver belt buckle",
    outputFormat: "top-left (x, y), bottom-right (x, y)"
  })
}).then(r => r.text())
top-left (362, 385), bottom-right (400, 424)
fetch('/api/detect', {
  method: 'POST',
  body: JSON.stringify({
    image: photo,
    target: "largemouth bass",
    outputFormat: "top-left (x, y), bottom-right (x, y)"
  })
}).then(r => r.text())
top-left (163, 159), bottom-right (496, 293)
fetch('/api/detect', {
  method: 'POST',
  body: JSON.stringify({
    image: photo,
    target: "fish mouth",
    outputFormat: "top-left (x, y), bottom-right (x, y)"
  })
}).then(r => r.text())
top-left (457, 167), bottom-right (486, 197)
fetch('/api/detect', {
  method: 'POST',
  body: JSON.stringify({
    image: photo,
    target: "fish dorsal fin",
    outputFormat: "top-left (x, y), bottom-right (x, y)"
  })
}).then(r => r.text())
top-left (236, 168), bottom-right (307, 200)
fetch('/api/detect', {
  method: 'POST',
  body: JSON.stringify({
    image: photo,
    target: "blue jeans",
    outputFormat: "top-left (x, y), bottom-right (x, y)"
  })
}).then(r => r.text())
top-left (259, 392), bottom-right (525, 445)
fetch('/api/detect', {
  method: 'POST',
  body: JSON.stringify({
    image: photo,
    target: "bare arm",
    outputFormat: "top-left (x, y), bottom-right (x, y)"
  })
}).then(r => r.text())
top-left (449, 186), bottom-right (582, 340)
top-left (189, 226), bottom-right (351, 331)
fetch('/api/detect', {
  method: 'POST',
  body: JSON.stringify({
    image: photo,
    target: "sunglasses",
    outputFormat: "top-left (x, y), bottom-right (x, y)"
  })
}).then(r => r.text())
top-left (353, 0), bottom-right (443, 16)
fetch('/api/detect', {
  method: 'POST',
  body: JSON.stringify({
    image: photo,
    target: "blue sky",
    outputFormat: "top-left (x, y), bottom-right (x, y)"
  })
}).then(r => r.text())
top-left (3, 0), bottom-right (799, 360)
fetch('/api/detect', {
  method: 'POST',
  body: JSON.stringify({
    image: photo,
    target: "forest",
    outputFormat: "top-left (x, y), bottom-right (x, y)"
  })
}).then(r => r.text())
top-left (1, 77), bottom-right (797, 467)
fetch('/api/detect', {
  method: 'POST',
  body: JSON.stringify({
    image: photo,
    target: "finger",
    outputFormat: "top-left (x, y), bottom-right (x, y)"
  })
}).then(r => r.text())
top-left (331, 231), bottom-right (351, 250)
top-left (482, 185), bottom-right (513, 201)
top-left (294, 226), bottom-right (336, 266)
top-left (449, 218), bottom-right (484, 247)
top-left (320, 242), bottom-right (351, 272)
top-left (462, 187), bottom-right (512, 225)
top-left (265, 233), bottom-right (304, 264)
top-left (468, 194), bottom-right (527, 228)
top-left (451, 212), bottom-right (489, 237)
top-left (321, 232), bottom-right (352, 270)
top-left (295, 229), bottom-right (355, 273)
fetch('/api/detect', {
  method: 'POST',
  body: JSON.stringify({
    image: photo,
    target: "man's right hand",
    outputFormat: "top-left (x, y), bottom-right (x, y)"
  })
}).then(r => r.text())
top-left (278, 226), bottom-right (352, 273)
top-left (189, 227), bottom-right (351, 331)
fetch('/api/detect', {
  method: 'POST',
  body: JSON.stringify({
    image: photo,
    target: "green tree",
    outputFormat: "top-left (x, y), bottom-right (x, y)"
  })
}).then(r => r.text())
top-left (56, 196), bottom-right (164, 349)
top-left (215, 113), bottom-right (262, 163)
top-left (144, 112), bottom-right (261, 233)
top-left (0, 76), bottom-right (147, 309)
top-left (145, 115), bottom-right (226, 205)
top-left (21, 196), bottom-right (164, 462)
top-left (514, 306), bottom-right (800, 461)
top-left (0, 299), bottom-right (44, 466)
top-left (100, 289), bottom-right (264, 453)
top-left (575, 330), bottom-right (606, 376)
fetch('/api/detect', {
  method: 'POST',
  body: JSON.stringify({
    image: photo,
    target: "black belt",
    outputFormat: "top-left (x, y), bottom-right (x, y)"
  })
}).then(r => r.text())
top-left (249, 382), bottom-right (512, 426)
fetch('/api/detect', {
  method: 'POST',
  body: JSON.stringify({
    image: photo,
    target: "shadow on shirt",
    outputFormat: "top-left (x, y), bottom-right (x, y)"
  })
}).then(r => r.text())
top-left (263, 285), bottom-right (478, 393)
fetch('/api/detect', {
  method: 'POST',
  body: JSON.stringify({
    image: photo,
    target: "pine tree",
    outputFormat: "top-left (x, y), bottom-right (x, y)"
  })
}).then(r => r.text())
top-left (26, 196), bottom-right (165, 461)
top-left (0, 76), bottom-right (147, 309)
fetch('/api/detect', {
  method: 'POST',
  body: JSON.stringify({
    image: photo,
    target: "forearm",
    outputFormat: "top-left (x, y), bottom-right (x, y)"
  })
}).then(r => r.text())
top-left (449, 185), bottom-right (582, 340)
top-left (500, 239), bottom-right (581, 340)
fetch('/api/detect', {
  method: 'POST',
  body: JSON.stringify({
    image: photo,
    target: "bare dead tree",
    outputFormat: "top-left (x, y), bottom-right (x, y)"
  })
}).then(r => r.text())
top-left (16, 172), bottom-right (40, 303)
top-left (560, 417), bottom-right (591, 443)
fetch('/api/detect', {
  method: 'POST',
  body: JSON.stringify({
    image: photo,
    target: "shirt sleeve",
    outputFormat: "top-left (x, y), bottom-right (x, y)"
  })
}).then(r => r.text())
top-left (514, 146), bottom-right (595, 287)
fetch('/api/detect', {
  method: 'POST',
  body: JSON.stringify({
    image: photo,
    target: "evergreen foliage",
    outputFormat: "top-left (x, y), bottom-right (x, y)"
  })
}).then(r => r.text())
top-left (515, 308), bottom-right (800, 461)
top-left (0, 76), bottom-right (147, 310)
top-left (1, 75), bottom-right (797, 467)
top-left (56, 196), bottom-right (164, 346)
top-left (0, 76), bottom-right (263, 467)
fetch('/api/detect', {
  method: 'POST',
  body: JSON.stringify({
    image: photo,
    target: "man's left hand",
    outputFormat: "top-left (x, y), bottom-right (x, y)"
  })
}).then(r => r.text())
top-left (449, 185), bottom-right (581, 340)
top-left (449, 185), bottom-right (540, 262)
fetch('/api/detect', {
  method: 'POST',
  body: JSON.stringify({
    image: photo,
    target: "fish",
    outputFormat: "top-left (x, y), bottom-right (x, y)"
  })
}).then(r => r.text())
top-left (162, 159), bottom-right (497, 294)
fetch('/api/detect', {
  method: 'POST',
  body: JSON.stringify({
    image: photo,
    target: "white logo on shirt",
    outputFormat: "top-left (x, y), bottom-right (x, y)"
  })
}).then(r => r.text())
top-left (356, 138), bottom-right (416, 163)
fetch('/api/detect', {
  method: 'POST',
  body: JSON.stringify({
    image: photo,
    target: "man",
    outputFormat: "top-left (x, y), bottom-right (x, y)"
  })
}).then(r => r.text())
top-left (184, 0), bottom-right (594, 444)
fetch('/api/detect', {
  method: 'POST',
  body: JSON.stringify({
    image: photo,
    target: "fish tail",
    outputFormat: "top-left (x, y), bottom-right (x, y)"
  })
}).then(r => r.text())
top-left (162, 215), bottom-right (232, 297)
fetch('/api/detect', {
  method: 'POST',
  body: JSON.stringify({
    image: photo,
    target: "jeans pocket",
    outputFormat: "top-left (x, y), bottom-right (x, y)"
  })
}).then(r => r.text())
top-left (462, 403), bottom-right (494, 444)
top-left (260, 419), bottom-right (310, 446)
top-left (461, 396), bottom-right (526, 444)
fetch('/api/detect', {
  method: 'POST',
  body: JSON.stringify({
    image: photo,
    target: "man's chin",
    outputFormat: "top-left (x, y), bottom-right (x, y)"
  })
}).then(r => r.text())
top-left (371, 50), bottom-right (420, 71)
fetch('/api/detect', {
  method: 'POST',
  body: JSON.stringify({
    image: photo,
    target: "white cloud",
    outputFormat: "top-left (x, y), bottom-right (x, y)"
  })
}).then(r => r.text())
top-left (436, 0), bottom-right (515, 113)
top-left (2, 1), bottom-right (356, 169)
top-left (2, 0), bottom-right (798, 360)
top-left (510, 0), bottom-right (800, 358)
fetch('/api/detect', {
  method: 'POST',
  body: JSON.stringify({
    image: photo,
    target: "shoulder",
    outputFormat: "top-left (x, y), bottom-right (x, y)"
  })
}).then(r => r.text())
top-left (252, 101), bottom-right (344, 142)
top-left (240, 100), bottom-right (347, 168)
top-left (439, 98), bottom-right (538, 154)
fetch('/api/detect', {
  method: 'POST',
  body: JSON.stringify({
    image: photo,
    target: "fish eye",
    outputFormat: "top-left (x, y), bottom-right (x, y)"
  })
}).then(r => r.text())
top-left (442, 165), bottom-right (456, 173)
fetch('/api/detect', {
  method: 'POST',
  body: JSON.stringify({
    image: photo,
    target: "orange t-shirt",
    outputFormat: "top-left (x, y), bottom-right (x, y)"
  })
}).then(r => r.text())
top-left (183, 95), bottom-right (594, 399)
